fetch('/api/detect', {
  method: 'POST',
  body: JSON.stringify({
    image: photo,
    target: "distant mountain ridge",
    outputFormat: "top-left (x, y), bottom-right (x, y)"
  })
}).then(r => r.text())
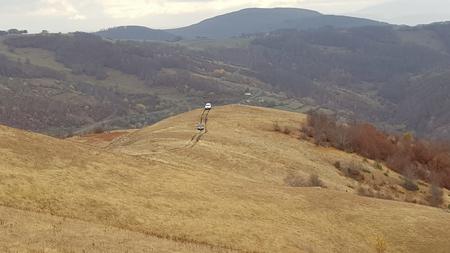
top-left (95, 26), bottom-right (180, 42)
top-left (97, 8), bottom-right (387, 41)
top-left (167, 8), bottom-right (320, 38)
top-left (168, 8), bottom-right (386, 39)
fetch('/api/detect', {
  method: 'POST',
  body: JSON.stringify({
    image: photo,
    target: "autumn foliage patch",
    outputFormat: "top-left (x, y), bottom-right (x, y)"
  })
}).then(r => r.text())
top-left (302, 112), bottom-right (450, 189)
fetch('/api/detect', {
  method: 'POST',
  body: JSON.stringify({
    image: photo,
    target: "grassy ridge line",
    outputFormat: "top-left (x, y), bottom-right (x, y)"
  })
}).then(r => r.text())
top-left (2, 106), bottom-right (450, 253)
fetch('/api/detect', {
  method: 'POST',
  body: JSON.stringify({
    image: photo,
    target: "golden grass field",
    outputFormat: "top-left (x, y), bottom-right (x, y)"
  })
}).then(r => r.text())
top-left (1, 105), bottom-right (449, 253)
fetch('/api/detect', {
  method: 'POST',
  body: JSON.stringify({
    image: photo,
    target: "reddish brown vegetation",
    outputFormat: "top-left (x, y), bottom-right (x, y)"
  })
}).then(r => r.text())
top-left (302, 112), bottom-right (450, 189)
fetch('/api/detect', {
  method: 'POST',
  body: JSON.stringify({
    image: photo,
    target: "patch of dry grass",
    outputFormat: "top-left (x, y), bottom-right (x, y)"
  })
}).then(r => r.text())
top-left (0, 206), bottom-right (234, 253)
top-left (0, 105), bottom-right (449, 253)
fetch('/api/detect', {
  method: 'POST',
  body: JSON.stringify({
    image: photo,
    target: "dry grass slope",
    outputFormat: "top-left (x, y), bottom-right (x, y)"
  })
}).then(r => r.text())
top-left (0, 206), bottom-right (231, 253)
top-left (1, 105), bottom-right (449, 253)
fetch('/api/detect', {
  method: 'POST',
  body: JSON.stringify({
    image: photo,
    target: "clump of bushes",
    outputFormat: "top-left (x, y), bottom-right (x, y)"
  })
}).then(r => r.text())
top-left (402, 177), bottom-right (419, 192)
top-left (272, 121), bottom-right (292, 135)
top-left (284, 173), bottom-right (305, 187)
top-left (302, 112), bottom-right (450, 189)
top-left (333, 161), bottom-right (341, 169)
top-left (357, 186), bottom-right (373, 197)
top-left (373, 161), bottom-right (383, 170)
top-left (357, 186), bottom-right (393, 200)
top-left (362, 167), bottom-right (371, 174)
top-left (338, 162), bottom-right (365, 182)
top-left (309, 174), bottom-right (325, 187)
top-left (427, 183), bottom-right (444, 207)
top-left (284, 173), bottom-right (325, 188)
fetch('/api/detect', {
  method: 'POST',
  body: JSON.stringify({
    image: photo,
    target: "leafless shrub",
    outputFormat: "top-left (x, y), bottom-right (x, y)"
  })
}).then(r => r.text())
top-left (402, 168), bottom-right (419, 192)
top-left (402, 178), bottom-right (419, 192)
top-left (284, 173), bottom-right (306, 187)
top-left (309, 174), bottom-right (325, 187)
top-left (427, 183), bottom-right (444, 207)
top-left (303, 112), bottom-right (338, 146)
top-left (333, 161), bottom-right (341, 169)
top-left (358, 186), bottom-right (393, 200)
top-left (284, 173), bottom-right (325, 188)
top-left (357, 186), bottom-right (375, 197)
top-left (373, 161), bottom-right (383, 170)
top-left (273, 121), bottom-right (294, 135)
top-left (340, 162), bottom-right (364, 181)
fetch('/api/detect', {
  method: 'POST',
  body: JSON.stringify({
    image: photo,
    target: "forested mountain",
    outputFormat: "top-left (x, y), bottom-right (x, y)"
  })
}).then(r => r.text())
top-left (96, 8), bottom-right (385, 41)
top-left (96, 26), bottom-right (180, 42)
top-left (168, 8), bottom-right (385, 38)
top-left (1, 22), bottom-right (450, 138)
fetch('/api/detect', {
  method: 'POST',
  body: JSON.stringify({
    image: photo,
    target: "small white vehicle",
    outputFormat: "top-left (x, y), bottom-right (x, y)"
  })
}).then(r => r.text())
top-left (205, 103), bottom-right (212, 110)
top-left (196, 123), bottom-right (205, 131)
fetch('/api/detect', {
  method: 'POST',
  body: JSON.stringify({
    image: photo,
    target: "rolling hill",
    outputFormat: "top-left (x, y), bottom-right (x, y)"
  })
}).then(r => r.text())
top-left (1, 105), bottom-right (449, 252)
top-left (168, 8), bottom-right (386, 39)
top-left (96, 8), bottom-right (386, 41)
top-left (96, 25), bottom-right (180, 42)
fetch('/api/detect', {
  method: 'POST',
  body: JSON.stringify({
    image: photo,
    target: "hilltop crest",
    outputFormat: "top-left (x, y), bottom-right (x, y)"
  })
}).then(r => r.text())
top-left (2, 105), bottom-right (448, 252)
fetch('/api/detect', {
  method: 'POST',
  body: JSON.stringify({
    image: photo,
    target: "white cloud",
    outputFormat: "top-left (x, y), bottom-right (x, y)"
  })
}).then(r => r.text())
top-left (70, 14), bottom-right (87, 20)
top-left (97, 0), bottom-right (378, 19)
top-left (27, 0), bottom-right (86, 20)
top-left (97, 0), bottom-right (245, 18)
top-left (353, 0), bottom-right (450, 25)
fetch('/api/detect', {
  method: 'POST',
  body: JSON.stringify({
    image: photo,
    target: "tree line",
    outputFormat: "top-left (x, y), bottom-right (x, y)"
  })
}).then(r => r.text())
top-left (302, 112), bottom-right (450, 189)
top-left (0, 29), bottom-right (28, 36)
top-left (0, 54), bottom-right (64, 79)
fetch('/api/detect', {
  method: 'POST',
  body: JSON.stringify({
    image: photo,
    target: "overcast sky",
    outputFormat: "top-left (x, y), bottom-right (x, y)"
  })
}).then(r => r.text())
top-left (1, 0), bottom-right (449, 33)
